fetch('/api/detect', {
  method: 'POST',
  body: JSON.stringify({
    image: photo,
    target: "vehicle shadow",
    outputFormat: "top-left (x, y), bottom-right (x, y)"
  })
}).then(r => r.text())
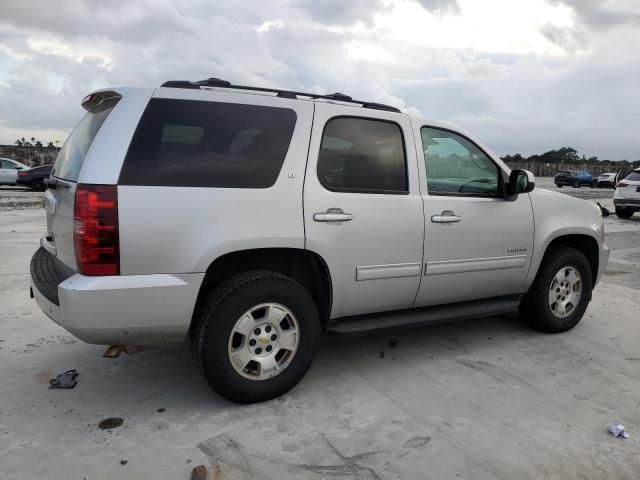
top-left (0, 186), bottom-right (37, 192)
top-left (28, 312), bottom-right (538, 422)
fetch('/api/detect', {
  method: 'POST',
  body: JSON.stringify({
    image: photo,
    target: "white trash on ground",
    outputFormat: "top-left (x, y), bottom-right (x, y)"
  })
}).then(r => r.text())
top-left (608, 422), bottom-right (629, 438)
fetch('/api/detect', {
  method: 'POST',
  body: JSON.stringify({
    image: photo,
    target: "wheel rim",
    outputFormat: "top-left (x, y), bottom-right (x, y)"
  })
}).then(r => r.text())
top-left (227, 303), bottom-right (300, 381)
top-left (548, 266), bottom-right (582, 319)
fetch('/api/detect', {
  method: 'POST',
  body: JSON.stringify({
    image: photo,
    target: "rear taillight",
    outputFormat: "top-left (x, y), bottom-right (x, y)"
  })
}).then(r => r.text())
top-left (73, 184), bottom-right (119, 276)
top-left (18, 171), bottom-right (27, 177)
top-left (616, 181), bottom-right (629, 188)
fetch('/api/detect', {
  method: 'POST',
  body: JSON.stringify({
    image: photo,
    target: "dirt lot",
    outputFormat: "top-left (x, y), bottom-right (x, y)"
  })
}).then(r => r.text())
top-left (0, 186), bottom-right (43, 211)
top-left (1, 180), bottom-right (639, 479)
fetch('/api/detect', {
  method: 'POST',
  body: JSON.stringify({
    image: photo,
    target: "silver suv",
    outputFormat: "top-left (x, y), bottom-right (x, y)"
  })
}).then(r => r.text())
top-left (31, 78), bottom-right (609, 403)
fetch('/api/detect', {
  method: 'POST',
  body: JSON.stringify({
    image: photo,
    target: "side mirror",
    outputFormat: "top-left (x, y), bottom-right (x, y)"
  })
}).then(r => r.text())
top-left (507, 169), bottom-right (535, 197)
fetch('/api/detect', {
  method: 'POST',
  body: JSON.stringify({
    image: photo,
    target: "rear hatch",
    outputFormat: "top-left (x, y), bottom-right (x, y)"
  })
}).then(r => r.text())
top-left (42, 92), bottom-right (121, 270)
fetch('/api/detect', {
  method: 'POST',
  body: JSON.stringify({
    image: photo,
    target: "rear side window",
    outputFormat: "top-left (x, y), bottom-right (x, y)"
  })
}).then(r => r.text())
top-left (119, 99), bottom-right (297, 188)
top-left (53, 99), bottom-right (118, 182)
top-left (317, 117), bottom-right (407, 194)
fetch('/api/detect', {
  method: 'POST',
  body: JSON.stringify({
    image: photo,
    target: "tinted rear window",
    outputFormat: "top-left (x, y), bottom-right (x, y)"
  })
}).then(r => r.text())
top-left (317, 117), bottom-right (407, 193)
top-left (119, 99), bottom-right (297, 188)
top-left (53, 100), bottom-right (117, 182)
top-left (625, 172), bottom-right (640, 181)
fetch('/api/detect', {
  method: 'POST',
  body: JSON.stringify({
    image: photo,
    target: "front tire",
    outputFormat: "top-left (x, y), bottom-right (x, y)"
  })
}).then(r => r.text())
top-left (573, 180), bottom-right (580, 188)
top-left (191, 271), bottom-right (321, 403)
top-left (520, 246), bottom-right (592, 333)
top-left (615, 207), bottom-right (634, 219)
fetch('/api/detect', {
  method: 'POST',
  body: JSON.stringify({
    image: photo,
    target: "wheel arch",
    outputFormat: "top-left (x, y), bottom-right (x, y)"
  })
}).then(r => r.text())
top-left (530, 233), bottom-right (600, 290)
top-left (191, 248), bottom-right (332, 330)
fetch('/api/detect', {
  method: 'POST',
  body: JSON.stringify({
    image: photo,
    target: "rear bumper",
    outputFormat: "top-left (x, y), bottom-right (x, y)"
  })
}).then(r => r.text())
top-left (613, 198), bottom-right (640, 211)
top-left (30, 248), bottom-right (204, 345)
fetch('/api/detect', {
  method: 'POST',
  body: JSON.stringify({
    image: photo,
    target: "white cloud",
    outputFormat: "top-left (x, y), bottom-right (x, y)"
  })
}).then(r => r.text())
top-left (0, 0), bottom-right (638, 160)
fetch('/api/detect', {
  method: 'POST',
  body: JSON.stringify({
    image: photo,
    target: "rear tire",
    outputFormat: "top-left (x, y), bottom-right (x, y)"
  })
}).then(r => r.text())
top-left (32, 180), bottom-right (44, 191)
top-left (520, 246), bottom-right (592, 333)
top-left (556, 183), bottom-right (563, 188)
top-left (191, 271), bottom-right (321, 404)
top-left (615, 207), bottom-right (634, 219)
top-left (573, 180), bottom-right (580, 188)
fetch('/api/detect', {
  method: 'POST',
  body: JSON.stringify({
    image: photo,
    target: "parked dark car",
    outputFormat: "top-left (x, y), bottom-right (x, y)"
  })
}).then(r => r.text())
top-left (554, 170), bottom-right (594, 188)
top-left (16, 165), bottom-right (52, 191)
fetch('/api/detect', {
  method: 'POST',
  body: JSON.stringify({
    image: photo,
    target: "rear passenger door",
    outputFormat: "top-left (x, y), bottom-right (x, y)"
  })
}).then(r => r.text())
top-left (304, 104), bottom-right (424, 319)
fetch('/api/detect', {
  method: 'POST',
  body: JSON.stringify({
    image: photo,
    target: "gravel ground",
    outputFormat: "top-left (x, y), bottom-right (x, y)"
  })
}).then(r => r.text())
top-left (0, 186), bottom-right (43, 211)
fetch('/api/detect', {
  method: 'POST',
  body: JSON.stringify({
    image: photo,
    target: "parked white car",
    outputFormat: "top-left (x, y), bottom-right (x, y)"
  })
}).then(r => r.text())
top-left (0, 157), bottom-right (30, 186)
top-left (614, 168), bottom-right (640, 218)
top-left (596, 172), bottom-right (616, 188)
top-left (31, 78), bottom-right (609, 403)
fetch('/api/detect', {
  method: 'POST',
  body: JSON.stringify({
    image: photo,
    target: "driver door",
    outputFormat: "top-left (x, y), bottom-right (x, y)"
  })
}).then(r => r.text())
top-left (413, 124), bottom-right (534, 307)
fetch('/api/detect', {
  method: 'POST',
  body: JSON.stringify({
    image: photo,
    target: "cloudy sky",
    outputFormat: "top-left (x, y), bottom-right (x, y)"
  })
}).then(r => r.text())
top-left (0, 0), bottom-right (638, 159)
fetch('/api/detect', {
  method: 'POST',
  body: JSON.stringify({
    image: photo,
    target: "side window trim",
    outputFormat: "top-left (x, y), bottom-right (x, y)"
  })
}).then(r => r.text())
top-left (420, 125), bottom-right (505, 198)
top-left (317, 115), bottom-right (410, 195)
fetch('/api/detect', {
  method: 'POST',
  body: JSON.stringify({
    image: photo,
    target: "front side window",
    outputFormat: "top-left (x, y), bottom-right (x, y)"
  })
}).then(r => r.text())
top-left (421, 127), bottom-right (499, 196)
top-left (317, 117), bottom-right (407, 193)
top-left (119, 99), bottom-right (297, 188)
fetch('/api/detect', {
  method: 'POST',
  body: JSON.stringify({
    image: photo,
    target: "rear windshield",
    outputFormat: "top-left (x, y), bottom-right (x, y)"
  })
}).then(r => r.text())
top-left (119, 98), bottom-right (297, 188)
top-left (557, 171), bottom-right (570, 175)
top-left (625, 172), bottom-right (640, 181)
top-left (53, 100), bottom-right (118, 182)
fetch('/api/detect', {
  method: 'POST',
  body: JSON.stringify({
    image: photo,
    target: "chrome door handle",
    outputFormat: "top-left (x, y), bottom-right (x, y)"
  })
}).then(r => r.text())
top-left (313, 208), bottom-right (353, 222)
top-left (431, 210), bottom-right (461, 223)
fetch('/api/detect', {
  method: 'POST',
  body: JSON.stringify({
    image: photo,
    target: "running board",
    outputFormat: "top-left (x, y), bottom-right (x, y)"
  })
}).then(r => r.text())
top-left (326, 296), bottom-right (521, 335)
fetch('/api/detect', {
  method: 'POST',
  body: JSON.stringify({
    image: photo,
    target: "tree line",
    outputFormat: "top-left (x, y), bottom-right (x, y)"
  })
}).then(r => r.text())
top-left (0, 138), bottom-right (62, 167)
top-left (501, 147), bottom-right (640, 176)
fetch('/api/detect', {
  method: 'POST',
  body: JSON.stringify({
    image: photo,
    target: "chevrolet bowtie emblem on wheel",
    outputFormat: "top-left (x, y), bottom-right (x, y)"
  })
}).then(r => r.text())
top-left (259, 337), bottom-right (270, 345)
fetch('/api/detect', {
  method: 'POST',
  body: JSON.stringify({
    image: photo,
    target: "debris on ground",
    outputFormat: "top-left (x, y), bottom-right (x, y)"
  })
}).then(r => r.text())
top-left (120, 460), bottom-right (128, 465)
top-left (191, 465), bottom-right (208, 480)
top-left (597, 202), bottom-right (610, 217)
top-left (98, 417), bottom-right (124, 430)
top-left (608, 422), bottom-right (629, 438)
top-left (48, 369), bottom-right (78, 389)
top-left (388, 339), bottom-right (398, 349)
top-left (379, 351), bottom-right (385, 359)
top-left (157, 408), bottom-right (166, 413)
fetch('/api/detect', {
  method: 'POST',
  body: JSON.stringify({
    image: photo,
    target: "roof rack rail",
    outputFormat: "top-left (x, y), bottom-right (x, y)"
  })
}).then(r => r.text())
top-left (160, 77), bottom-right (401, 113)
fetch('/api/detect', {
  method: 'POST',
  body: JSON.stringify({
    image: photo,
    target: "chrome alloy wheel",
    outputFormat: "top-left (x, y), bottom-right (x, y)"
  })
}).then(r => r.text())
top-left (227, 303), bottom-right (300, 380)
top-left (548, 266), bottom-right (582, 319)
